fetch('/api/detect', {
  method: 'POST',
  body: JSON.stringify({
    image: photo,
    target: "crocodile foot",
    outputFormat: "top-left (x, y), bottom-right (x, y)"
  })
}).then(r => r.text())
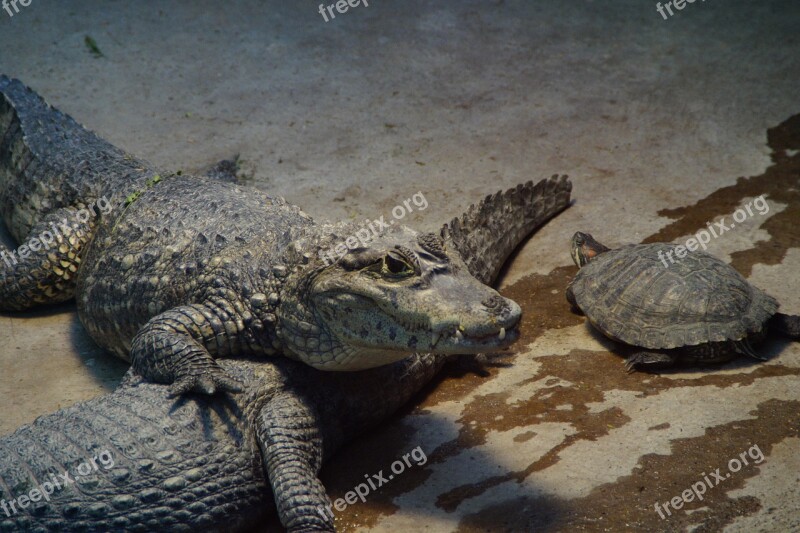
top-left (168, 367), bottom-right (244, 397)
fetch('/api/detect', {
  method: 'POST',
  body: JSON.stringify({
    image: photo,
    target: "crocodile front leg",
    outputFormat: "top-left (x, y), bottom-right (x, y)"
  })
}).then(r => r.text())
top-left (256, 391), bottom-right (334, 532)
top-left (131, 302), bottom-right (248, 396)
top-left (0, 205), bottom-right (97, 310)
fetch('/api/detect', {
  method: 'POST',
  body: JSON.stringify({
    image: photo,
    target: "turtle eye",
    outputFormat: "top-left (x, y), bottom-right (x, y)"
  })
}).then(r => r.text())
top-left (382, 251), bottom-right (414, 278)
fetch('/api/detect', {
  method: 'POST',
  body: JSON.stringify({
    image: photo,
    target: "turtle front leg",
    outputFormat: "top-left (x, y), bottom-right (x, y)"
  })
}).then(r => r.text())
top-left (0, 206), bottom-right (96, 310)
top-left (623, 350), bottom-right (678, 372)
top-left (256, 391), bottom-right (335, 533)
top-left (130, 302), bottom-right (247, 396)
top-left (565, 284), bottom-right (582, 313)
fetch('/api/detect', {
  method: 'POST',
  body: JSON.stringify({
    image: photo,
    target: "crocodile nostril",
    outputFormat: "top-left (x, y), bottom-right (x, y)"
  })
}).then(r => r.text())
top-left (482, 295), bottom-right (510, 315)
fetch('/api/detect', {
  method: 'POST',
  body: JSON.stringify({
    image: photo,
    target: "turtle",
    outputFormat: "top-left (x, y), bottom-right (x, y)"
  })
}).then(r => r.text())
top-left (566, 232), bottom-right (800, 371)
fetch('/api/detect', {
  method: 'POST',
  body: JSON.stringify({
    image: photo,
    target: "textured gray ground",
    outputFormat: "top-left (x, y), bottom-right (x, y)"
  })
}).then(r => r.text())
top-left (1, 1), bottom-right (799, 531)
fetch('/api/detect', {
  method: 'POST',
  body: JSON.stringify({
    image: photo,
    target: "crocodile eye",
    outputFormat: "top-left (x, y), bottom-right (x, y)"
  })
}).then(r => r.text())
top-left (382, 251), bottom-right (414, 277)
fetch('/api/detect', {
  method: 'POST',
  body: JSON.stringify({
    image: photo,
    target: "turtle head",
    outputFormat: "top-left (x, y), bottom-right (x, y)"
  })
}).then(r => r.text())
top-left (278, 226), bottom-right (522, 371)
top-left (571, 232), bottom-right (610, 268)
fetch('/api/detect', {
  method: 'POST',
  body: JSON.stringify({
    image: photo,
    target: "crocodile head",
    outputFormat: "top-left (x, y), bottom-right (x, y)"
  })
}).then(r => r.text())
top-left (277, 227), bottom-right (521, 371)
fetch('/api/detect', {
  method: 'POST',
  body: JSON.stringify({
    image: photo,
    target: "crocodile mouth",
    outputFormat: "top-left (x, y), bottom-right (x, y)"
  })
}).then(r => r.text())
top-left (321, 290), bottom-right (521, 353)
top-left (427, 319), bottom-right (521, 352)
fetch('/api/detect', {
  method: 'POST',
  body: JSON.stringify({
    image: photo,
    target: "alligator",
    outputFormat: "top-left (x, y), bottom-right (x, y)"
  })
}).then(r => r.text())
top-left (0, 75), bottom-right (522, 395)
top-left (0, 174), bottom-right (572, 532)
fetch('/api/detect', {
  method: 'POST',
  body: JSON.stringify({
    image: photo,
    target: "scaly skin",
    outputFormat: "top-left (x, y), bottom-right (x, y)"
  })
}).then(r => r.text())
top-left (0, 76), bottom-right (158, 309)
top-left (0, 356), bottom-right (442, 533)
top-left (0, 175), bottom-right (573, 532)
top-left (0, 75), bottom-right (521, 396)
top-left (77, 175), bottom-right (523, 395)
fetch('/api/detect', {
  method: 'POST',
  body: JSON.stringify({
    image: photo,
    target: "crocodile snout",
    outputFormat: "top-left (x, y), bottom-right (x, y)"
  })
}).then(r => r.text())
top-left (485, 295), bottom-right (522, 340)
top-left (481, 294), bottom-right (519, 321)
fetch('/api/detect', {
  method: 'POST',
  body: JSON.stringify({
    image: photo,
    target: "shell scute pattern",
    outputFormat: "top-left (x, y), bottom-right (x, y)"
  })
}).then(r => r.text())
top-left (572, 243), bottom-right (778, 349)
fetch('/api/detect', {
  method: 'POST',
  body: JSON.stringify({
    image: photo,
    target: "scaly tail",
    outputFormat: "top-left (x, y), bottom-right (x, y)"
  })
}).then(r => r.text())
top-left (0, 365), bottom-right (269, 532)
top-left (441, 174), bottom-right (572, 286)
top-left (0, 76), bottom-right (158, 310)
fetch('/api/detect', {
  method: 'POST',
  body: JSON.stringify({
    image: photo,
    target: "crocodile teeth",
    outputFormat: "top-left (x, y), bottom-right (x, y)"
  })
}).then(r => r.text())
top-left (499, 327), bottom-right (506, 341)
top-left (455, 329), bottom-right (463, 341)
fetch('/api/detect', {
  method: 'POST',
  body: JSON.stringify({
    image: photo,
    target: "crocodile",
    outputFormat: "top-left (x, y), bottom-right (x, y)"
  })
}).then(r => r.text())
top-left (0, 75), bottom-right (522, 395)
top-left (0, 175), bottom-right (572, 532)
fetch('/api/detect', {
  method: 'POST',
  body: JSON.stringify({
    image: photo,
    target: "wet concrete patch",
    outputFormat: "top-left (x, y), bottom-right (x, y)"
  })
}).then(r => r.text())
top-left (644, 113), bottom-right (800, 277)
top-left (457, 399), bottom-right (800, 532)
top-left (424, 328), bottom-right (800, 519)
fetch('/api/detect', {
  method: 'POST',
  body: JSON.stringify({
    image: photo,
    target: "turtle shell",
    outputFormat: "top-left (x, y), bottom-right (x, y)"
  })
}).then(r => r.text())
top-left (568, 243), bottom-right (779, 349)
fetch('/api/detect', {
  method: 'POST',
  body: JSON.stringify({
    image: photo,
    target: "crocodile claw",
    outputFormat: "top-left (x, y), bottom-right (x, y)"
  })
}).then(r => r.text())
top-left (167, 369), bottom-right (244, 397)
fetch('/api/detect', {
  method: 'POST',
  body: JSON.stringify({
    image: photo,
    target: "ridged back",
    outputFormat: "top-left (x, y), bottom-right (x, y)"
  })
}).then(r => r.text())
top-left (441, 174), bottom-right (572, 286)
top-left (0, 76), bottom-right (157, 241)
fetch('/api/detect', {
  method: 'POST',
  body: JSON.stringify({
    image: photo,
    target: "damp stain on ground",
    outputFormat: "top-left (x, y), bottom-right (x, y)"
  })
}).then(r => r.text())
top-left (434, 269), bottom-right (800, 525)
top-left (644, 113), bottom-right (800, 277)
top-left (316, 114), bottom-right (800, 532)
top-left (457, 399), bottom-right (800, 532)
top-left (321, 260), bottom-right (799, 531)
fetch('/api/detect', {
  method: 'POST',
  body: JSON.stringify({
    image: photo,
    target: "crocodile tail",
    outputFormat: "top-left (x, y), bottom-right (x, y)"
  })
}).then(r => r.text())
top-left (440, 174), bottom-right (572, 286)
top-left (0, 371), bottom-right (268, 532)
top-left (0, 75), bottom-right (156, 240)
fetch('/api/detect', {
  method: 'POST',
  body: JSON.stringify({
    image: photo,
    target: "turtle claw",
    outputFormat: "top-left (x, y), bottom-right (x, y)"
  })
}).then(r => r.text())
top-left (624, 351), bottom-right (677, 372)
top-left (738, 338), bottom-right (766, 361)
top-left (167, 369), bottom-right (244, 397)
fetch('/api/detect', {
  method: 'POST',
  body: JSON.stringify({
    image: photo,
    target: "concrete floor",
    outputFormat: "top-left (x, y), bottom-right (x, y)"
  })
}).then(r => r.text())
top-left (1, 1), bottom-right (799, 531)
